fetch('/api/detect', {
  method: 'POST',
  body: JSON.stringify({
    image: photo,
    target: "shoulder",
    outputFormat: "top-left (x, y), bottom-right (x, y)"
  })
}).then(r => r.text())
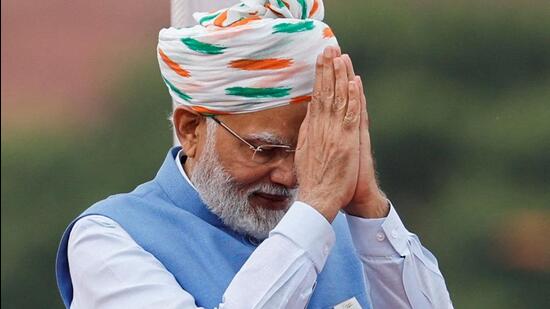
top-left (67, 215), bottom-right (170, 281)
top-left (67, 215), bottom-right (197, 308)
top-left (80, 180), bottom-right (166, 218)
top-left (70, 215), bottom-right (128, 241)
top-left (68, 215), bottom-right (136, 261)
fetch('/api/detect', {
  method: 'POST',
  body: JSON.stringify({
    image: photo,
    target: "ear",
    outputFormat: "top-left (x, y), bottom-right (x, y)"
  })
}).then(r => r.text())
top-left (173, 106), bottom-right (204, 158)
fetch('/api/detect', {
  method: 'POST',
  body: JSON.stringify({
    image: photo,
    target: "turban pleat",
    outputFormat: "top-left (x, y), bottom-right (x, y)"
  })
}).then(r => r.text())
top-left (158, 0), bottom-right (338, 115)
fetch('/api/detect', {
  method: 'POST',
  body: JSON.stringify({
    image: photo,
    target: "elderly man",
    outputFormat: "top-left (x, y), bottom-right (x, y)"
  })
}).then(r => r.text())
top-left (56, 1), bottom-right (453, 308)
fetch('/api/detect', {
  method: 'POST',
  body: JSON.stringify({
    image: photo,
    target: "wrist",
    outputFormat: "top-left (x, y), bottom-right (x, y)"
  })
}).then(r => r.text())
top-left (297, 192), bottom-right (341, 223)
top-left (345, 194), bottom-right (389, 219)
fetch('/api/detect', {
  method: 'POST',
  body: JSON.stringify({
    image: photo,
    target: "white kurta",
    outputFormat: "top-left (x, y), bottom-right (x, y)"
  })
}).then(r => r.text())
top-left (67, 152), bottom-right (453, 308)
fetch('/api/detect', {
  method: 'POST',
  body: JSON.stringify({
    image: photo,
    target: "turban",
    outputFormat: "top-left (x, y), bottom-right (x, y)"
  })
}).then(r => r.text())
top-left (157, 0), bottom-right (339, 115)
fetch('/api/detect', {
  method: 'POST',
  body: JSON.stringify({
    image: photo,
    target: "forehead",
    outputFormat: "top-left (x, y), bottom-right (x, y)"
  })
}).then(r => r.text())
top-left (217, 103), bottom-right (308, 143)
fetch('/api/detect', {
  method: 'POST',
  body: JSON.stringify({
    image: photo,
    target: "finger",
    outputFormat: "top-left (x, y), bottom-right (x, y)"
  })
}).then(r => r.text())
top-left (333, 57), bottom-right (349, 116)
top-left (321, 47), bottom-right (336, 111)
top-left (297, 103), bottom-right (310, 150)
top-left (355, 75), bottom-right (372, 155)
top-left (343, 81), bottom-right (360, 130)
top-left (334, 45), bottom-right (342, 57)
top-left (355, 75), bottom-right (369, 128)
top-left (341, 54), bottom-right (355, 81)
top-left (310, 53), bottom-right (324, 116)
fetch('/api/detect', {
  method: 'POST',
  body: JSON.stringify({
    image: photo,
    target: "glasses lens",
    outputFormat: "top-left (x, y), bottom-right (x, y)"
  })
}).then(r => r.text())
top-left (252, 145), bottom-right (293, 164)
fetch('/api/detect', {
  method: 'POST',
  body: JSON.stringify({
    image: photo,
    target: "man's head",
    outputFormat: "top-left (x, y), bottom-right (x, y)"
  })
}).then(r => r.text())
top-left (174, 103), bottom-right (308, 239)
top-left (159, 0), bottom-right (338, 238)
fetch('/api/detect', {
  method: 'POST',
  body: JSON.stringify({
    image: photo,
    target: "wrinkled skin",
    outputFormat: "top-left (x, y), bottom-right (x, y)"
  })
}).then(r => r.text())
top-left (174, 46), bottom-right (388, 221)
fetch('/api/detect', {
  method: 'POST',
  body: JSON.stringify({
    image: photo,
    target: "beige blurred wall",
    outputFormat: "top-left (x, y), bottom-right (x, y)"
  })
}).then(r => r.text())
top-left (1, 0), bottom-right (169, 132)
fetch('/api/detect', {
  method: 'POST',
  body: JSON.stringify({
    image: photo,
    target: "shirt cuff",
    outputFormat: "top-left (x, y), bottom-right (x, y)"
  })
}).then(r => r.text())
top-left (346, 202), bottom-right (411, 257)
top-left (269, 201), bottom-right (335, 273)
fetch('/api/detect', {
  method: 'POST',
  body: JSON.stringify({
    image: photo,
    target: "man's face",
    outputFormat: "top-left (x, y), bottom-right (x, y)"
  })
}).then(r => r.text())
top-left (189, 103), bottom-right (308, 239)
top-left (212, 103), bottom-right (308, 208)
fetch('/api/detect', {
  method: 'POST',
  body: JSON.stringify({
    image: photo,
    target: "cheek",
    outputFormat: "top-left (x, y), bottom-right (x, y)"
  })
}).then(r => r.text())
top-left (222, 156), bottom-right (271, 186)
top-left (228, 167), bottom-right (268, 188)
top-left (214, 138), bottom-right (271, 186)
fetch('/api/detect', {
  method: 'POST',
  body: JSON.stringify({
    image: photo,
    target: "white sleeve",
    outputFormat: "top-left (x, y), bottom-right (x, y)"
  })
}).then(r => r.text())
top-left (68, 202), bottom-right (334, 309)
top-left (68, 215), bottom-right (199, 309)
top-left (346, 204), bottom-right (454, 309)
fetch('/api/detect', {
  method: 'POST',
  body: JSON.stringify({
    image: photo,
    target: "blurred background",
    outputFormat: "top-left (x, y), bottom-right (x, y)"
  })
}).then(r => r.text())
top-left (2, 0), bottom-right (549, 307)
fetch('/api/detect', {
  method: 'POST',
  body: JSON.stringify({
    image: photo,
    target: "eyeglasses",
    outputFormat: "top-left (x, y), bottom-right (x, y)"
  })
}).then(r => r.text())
top-left (209, 116), bottom-right (296, 164)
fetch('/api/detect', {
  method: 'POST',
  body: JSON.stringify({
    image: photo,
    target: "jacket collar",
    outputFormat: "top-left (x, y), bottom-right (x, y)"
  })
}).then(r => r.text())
top-left (153, 147), bottom-right (227, 228)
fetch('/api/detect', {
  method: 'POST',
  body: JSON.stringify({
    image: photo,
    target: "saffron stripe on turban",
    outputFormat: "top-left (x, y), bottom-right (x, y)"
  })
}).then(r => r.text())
top-left (158, 0), bottom-right (338, 115)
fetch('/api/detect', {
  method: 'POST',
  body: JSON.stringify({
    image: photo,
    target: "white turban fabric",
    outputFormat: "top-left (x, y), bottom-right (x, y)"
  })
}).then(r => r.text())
top-left (157, 0), bottom-right (339, 115)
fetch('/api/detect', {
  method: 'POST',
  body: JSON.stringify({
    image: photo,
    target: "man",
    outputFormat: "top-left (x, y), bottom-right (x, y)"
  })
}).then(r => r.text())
top-left (56, 0), bottom-right (453, 308)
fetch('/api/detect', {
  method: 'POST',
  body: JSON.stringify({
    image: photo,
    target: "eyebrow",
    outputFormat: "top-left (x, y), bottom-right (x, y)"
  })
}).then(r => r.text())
top-left (245, 132), bottom-right (289, 145)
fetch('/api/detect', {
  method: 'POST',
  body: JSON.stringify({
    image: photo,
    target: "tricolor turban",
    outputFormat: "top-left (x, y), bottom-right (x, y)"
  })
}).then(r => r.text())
top-left (157, 0), bottom-right (339, 115)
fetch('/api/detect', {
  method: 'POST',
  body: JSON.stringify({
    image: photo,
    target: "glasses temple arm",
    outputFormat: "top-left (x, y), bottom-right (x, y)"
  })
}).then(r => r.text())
top-left (209, 116), bottom-right (259, 151)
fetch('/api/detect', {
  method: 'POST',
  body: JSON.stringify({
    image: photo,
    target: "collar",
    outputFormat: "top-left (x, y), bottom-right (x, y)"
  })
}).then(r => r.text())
top-left (153, 147), bottom-right (227, 229)
top-left (175, 149), bottom-right (197, 191)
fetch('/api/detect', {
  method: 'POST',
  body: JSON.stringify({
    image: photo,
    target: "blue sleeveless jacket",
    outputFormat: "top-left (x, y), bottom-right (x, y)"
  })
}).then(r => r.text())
top-left (56, 147), bottom-right (371, 308)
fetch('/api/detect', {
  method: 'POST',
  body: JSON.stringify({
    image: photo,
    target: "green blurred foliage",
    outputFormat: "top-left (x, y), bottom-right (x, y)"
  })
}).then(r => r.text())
top-left (2, 1), bottom-right (549, 308)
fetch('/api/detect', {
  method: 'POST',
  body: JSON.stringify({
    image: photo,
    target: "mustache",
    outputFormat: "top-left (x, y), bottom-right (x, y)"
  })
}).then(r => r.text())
top-left (245, 182), bottom-right (297, 198)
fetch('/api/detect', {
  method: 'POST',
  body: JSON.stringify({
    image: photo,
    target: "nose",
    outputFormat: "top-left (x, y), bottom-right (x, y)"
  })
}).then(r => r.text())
top-left (269, 155), bottom-right (297, 189)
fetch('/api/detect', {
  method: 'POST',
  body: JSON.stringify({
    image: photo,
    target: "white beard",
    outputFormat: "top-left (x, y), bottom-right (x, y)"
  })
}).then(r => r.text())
top-left (190, 119), bottom-right (297, 240)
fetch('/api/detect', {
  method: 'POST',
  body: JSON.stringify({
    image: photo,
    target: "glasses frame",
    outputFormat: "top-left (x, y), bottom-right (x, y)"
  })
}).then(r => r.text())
top-left (208, 115), bottom-right (295, 163)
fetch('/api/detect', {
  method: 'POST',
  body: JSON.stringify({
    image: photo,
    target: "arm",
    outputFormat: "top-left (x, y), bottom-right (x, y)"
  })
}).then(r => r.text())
top-left (68, 215), bottom-right (197, 309)
top-left (346, 204), bottom-right (453, 309)
top-left (68, 203), bottom-right (333, 309)
top-left (337, 54), bottom-right (453, 308)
